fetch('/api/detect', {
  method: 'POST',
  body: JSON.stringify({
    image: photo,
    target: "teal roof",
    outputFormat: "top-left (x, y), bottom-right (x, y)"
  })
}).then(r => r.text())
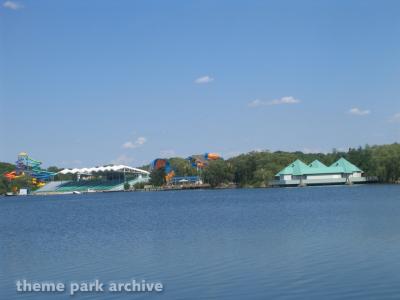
top-left (309, 160), bottom-right (327, 168)
top-left (306, 159), bottom-right (342, 174)
top-left (276, 157), bottom-right (363, 176)
top-left (329, 157), bottom-right (363, 173)
top-left (277, 159), bottom-right (310, 176)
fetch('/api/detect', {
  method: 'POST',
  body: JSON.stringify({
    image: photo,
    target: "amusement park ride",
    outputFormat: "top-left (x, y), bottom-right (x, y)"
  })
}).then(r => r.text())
top-left (150, 153), bottom-right (222, 183)
top-left (3, 152), bottom-right (56, 188)
top-left (187, 153), bottom-right (221, 169)
top-left (4, 152), bottom-right (221, 190)
top-left (151, 158), bottom-right (176, 182)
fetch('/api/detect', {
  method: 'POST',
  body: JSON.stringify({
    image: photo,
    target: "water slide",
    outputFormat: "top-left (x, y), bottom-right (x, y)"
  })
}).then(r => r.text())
top-left (151, 159), bottom-right (175, 182)
top-left (3, 153), bottom-right (56, 187)
top-left (4, 171), bottom-right (24, 180)
top-left (187, 153), bottom-right (222, 169)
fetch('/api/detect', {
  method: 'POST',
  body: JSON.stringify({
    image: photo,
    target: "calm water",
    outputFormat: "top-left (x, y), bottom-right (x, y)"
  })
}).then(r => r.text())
top-left (1, 185), bottom-right (400, 299)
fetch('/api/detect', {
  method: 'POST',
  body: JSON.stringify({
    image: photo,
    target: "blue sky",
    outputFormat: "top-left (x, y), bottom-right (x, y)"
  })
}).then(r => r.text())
top-left (1, 0), bottom-right (399, 168)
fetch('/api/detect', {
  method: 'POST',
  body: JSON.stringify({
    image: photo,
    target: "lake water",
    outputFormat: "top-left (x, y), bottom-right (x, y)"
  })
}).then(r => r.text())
top-left (1, 185), bottom-right (400, 299)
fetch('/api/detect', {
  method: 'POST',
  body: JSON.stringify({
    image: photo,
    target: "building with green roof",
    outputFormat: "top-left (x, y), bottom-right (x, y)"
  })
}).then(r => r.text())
top-left (272, 157), bottom-right (366, 186)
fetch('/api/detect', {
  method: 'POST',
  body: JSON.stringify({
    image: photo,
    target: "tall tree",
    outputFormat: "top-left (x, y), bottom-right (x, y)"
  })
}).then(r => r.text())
top-left (202, 160), bottom-right (233, 187)
top-left (150, 168), bottom-right (166, 186)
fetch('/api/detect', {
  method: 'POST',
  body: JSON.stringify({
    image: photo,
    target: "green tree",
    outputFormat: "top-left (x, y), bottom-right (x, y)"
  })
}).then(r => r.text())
top-left (0, 162), bottom-right (15, 194)
top-left (9, 175), bottom-right (36, 193)
top-left (202, 160), bottom-right (233, 187)
top-left (124, 182), bottom-right (131, 190)
top-left (169, 158), bottom-right (197, 176)
top-left (253, 168), bottom-right (275, 187)
top-left (0, 178), bottom-right (10, 195)
top-left (133, 182), bottom-right (146, 189)
top-left (150, 168), bottom-right (166, 186)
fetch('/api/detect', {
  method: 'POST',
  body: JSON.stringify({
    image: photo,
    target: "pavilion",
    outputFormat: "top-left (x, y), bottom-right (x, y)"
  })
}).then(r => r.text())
top-left (271, 158), bottom-right (366, 186)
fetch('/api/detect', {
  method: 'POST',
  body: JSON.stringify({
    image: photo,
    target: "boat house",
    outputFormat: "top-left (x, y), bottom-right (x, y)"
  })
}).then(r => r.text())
top-left (271, 158), bottom-right (366, 186)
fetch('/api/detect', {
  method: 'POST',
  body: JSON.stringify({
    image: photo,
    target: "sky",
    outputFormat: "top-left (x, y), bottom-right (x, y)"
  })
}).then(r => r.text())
top-left (1, 0), bottom-right (400, 168)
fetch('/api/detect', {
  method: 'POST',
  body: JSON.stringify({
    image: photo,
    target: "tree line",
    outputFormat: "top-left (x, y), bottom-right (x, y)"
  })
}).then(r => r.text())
top-left (1, 143), bottom-right (400, 194)
top-left (150, 143), bottom-right (400, 187)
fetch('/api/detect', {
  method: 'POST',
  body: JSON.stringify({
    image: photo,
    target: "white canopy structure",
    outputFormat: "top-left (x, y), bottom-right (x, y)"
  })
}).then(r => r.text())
top-left (58, 165), bottom-right (150, 175)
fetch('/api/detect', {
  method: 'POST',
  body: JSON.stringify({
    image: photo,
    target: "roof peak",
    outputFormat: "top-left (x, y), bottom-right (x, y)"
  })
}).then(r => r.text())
top-left (292, 159), bottom-right (307, 165)
top-left (330, 157), bottom-right (363, 173)
top-left (309, 159), bottom-right (327, 168)
top-left (277, 157), bottom-right (363, 176)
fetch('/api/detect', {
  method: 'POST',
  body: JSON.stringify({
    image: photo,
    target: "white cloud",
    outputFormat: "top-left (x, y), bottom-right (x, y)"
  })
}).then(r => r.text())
top-left (3, 1), bottom-right (23, 10)
top-left (160, 149), bottom-right (175, 158)
top-left (111, 154), bottom-right (134, 165)
top-left (122, 136), bottom-right (147, 149)
top-left (248, 99), bottom-right (263, 107)
top-left (194, 75), bottom-right (214, 84)
top-left (248, 96), bottom-right (300, 107)
top-left (136, 136), bottom-right (147, 145)
top-left (389, 112), bottom-right (400, 123)
top-left (348, 107), bottom-right (370, 116)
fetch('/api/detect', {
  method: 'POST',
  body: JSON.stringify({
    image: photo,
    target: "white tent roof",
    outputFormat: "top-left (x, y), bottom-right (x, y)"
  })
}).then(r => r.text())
top-left (58, 165), bottom-right (149, 175)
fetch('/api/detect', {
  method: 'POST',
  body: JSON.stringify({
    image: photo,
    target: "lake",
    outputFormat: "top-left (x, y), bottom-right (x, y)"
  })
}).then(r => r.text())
top-left (1, 185), bottom-right (400, 299)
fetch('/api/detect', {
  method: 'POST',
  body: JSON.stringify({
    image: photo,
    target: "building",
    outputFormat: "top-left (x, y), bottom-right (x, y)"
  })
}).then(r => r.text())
top-left (271, 158), bottom-right (366, 186)
top-left (34, 165), bottom-right (150, 194)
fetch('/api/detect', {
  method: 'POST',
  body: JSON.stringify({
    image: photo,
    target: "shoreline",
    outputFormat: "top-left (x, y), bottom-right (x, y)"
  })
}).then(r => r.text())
top-left (2, 181), bottom-right (394, 197)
